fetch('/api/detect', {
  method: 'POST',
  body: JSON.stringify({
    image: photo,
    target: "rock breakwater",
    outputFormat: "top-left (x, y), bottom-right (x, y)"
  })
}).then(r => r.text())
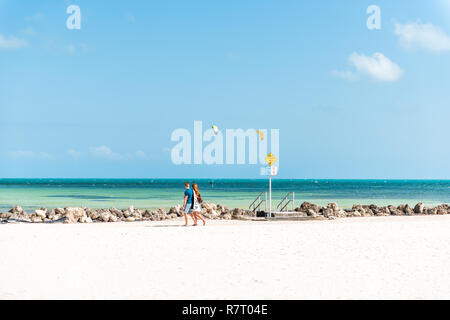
top-left (1, 202), bottom-right (449, 224)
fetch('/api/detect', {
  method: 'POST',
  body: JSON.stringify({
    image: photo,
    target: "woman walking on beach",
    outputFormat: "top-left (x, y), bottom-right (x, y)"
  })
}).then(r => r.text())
top-left (192, 183), bottom-right (206, 226)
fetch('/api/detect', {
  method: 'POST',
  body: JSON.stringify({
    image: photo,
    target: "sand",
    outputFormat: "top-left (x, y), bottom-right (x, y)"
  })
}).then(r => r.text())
top-left (1, 215), bottom-right (449, 300)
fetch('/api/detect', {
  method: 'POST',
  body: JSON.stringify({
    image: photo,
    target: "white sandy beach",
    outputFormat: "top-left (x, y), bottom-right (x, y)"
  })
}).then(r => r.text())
top-left (1, 215), bottom-right (450, 300)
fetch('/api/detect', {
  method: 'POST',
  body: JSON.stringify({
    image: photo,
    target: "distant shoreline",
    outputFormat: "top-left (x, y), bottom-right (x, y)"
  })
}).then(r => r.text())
top-left (2, 178), bottom-right (450, 181)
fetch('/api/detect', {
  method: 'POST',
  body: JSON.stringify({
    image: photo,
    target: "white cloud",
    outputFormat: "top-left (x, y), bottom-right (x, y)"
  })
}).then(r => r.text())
top-left (21, 27), bottom-right (36, 36)
top-left (25, 12), bottom-right (44, 22)
top-left (44, 40), bottom-right (90, 56)
top-left (89, 146), bottom-right (123, 160)
top-left (8, 151), bottom-right (52, 160)
top-left (394, 22), bottom-right (450, 53)
top-left (348, 52), bottom-right (403, 82)
top-left (125, 12), bottom-right (136, 24)
top-left (80, 43), bottom-right (89, 53)
top-left (122, 150), bottom-right (149, 160)
top-left (135, 150), bottom-right (147, 159)
top-left (88, 146), bottom-right (148, 161)
top-left (7, 148), bottom-right (147, 161)
top-left (67, 149), bottom-right (81, 158)
top-left (331, 70), bottom-right (360, 81)
top-left (66, 44), bottom-right (76, 55)
top-left (0, 33), bottom-right (28, 49)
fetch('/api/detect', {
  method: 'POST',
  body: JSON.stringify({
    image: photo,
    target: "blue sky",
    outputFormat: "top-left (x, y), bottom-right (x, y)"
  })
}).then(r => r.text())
top-left (1, 0), bottom-right (450, 179)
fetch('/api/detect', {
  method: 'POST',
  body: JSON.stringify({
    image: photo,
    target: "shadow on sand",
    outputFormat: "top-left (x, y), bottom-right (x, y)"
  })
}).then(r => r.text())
top-left (147, 225), bottom-right (195, 228)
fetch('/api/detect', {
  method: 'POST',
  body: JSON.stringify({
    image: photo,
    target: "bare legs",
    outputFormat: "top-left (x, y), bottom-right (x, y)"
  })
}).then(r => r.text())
top-left (183, 212), bottom-right (206, 226)
top-left (184, 213), bottom-right (196, 226)
top-left (193, 212), bottom-right (206, 226)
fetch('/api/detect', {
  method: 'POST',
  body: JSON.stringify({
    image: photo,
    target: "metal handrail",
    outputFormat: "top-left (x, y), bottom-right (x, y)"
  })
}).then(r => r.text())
top-left (249, 192), bottom-right (265, 208)
top-left (249, 192), bottom-right (266, 212)
top-left (276, 192), bottom-right (292, 210)
top-left (276, 192), bottom-right (295, 212)
top-left (254, 200), bottom-right (264, 212)
top-left (279, 201), bottom-right (291, 212)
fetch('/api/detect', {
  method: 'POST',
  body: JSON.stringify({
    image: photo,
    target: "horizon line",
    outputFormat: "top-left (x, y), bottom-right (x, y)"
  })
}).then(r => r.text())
top-left (1, 178), bottom-right (450, 181)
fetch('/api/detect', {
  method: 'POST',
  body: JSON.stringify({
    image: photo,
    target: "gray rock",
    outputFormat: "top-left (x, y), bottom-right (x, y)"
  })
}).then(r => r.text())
top-left (46, 209), bottom-right (56, 220)
top-left (436, 204), bottom-right (448, 215)
top-left (322, 208), bottom-right (334, 218)
top-left (8, 213), bottom-right (19, 220)
top-left (348, 210), bottom-right (362, 217)
top-left (156, 208), bottom-right (167, 215)
top-left (169, 205), bottom-right (183, 216)
top-left (143, 210), bottom-right (153, 218)
top-left (414, 203), bottom-right (424, 214)
top-left (335, 210), bottom-right (347, 218)
top-left (404, 204), bottom-right (414, 216)
top-left (300, 202), bottom-right (321, 213)
top-left (33, 209), bottom-right (47, 219)
top-left (0, 212), bottom-right (12, 219)
top-left (351, 205), bottom-right (367, 216)
top-left (327, 203), bottom-right (339, 211)
top-left (87, 210), bottom-right (100, 220)
top-left (388, 205), bottom-right (403, 216)
top-left (217, 204), bottom-right (228, 213)
top-left (376, 207), bottom-right (390, 216)
top-left (9, 206), bottom-right (24, 215)
top-left (222, 213), bottom-right (232, 220)
top-left (99, 211), bottom-right (112, 222)
top-left (64, 207), bottom-right (86, 224)
top-left (30, 216), bottom-right (43, 223)
top-left (202, 202), bottom-right (217, 211)
top-left (79, 216), bottom-right (93, 223)
top-left (109, 207), bottom-right (122, 217)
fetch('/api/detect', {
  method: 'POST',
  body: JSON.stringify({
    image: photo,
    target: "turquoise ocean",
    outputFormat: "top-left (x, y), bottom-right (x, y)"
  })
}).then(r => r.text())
top-left (0, 179), bottom-right (449, 211)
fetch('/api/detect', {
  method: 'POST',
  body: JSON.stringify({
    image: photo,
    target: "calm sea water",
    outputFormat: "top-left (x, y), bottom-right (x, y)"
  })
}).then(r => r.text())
top-left (0, 179), bottom-right (449, 211)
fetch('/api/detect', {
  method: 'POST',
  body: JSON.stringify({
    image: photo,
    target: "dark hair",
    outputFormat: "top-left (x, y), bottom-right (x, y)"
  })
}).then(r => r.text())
top-left (192, 183), bottom-right (203, 203)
